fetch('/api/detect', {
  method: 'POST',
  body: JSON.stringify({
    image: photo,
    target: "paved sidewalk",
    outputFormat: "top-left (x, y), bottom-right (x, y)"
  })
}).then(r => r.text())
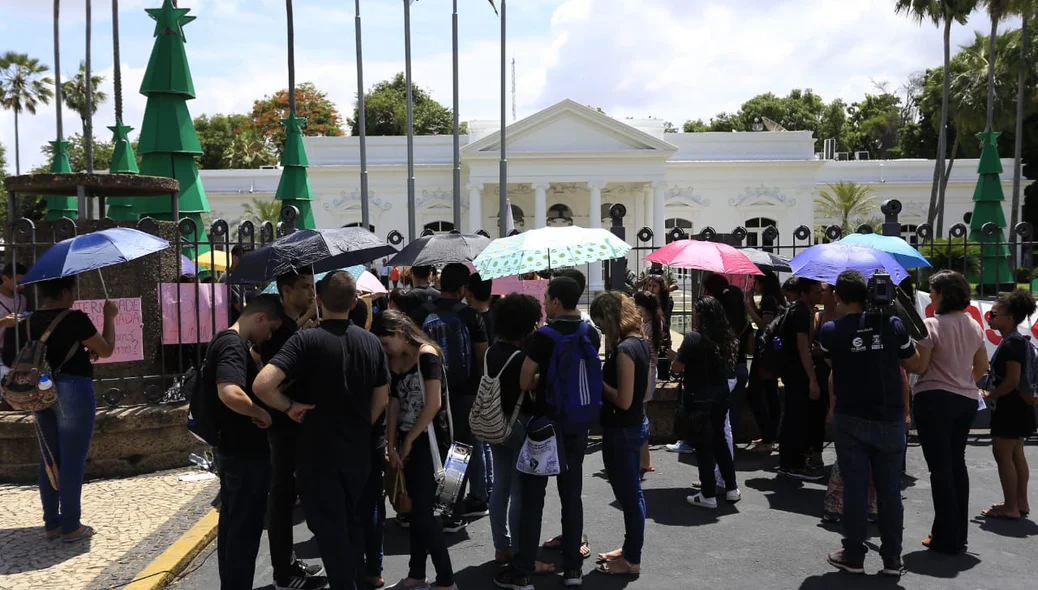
top-left (173, 437), bottom-right (1038, 590)
top-left (0, 468), bottom-right (217, 590)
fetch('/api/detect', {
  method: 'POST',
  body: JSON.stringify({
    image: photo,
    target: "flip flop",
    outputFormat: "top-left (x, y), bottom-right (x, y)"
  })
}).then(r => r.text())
top-left (45, 528), bottom-right (61, 541)
top-left (542, 534), bottom-right (591, 559)
top-left (981, 507), bottom-right (1021, 520)
top-left (62, 525), bottom-right (95, 544)
top-left (594, 561), bottom-right (641, 576)
top-left (596, 548), bottom-right (623, 563)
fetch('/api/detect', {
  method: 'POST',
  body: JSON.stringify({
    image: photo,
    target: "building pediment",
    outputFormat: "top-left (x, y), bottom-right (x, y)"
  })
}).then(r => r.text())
top-left (729, 184), bottom-right (797, 208)
top-left (463, 99), bottom-right (677, 157)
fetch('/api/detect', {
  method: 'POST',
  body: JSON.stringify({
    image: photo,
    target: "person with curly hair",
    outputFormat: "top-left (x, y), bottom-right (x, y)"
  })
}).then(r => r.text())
top-left (590, 292), bottom-right (651, 577)
top-left (634, 290), bottom-right (667, 475)
top-left (979, 289), bottom-right (1037, 520)
top-left (672, 295), bottom-right (741, 509)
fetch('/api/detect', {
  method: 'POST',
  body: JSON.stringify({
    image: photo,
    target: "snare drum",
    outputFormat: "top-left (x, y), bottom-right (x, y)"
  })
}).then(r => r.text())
top-left (434, 442), bottom-right (472, 510)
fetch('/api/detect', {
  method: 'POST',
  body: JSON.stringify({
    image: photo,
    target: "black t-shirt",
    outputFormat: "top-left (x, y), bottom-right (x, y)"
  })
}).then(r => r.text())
top-left (391, 352), bottom-right (450, 439)
top-left (485, 341), bottom-right (525, 417)
top-left (205, 329), bottom-right (269, 458)
top-left (400, 286), bottom-right (440, 315)
top-left (410, 297), bottom-right (489, 396)
top-left (522, 317), bottom-right (601, 416)
top-left (269, 320), bottom-right (390, 467)
top-left (602, 336), bottom-right (650, 427)
top-left (479, 308), bottom-right (495, 344)
top-left (781, 301), bottom-right (813, 384)
top-left (735, 323), bottom-right (752, 364)
top-left (991, 334), bottom-right (1029, 397)
top-left (676, 331), bottom-right (729, 400)
top-left (2, 308), bottom-right (98, 379)
top-left (819, 313), bottom-right (915, 423)
top-left (256, 310), bottom-right (299, 365)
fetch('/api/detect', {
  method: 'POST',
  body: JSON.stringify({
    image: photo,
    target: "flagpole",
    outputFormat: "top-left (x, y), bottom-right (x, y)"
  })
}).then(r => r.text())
top-left (356, 0), bottom-right (370, 231)
top-left (498, 0), bottom-right (507, 237)
top-left (451, 0), bottom-right (462, 231)
top-left (404, 0), bottom-right (416, 242)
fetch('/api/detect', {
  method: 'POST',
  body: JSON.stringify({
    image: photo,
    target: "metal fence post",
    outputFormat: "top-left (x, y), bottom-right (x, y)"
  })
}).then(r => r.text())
top-left (881, 199), bottom-right (902, 237)
top-left (609, 203), bottom-right (627, 291)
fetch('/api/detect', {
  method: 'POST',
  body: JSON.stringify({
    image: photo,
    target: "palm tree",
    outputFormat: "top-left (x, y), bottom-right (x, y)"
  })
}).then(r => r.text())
top-left (896, 0), bottom-right (980, 236)
top-left (0, 52), bottom-right (54, 174)
top-left (815, 182), bottom-right (877, 235)
top-left (241, 197), bottom-right (283, 226)
top-left (62, 62), bottom-right (107, 140)
top-left (984, 1), bottom-right (1011, 130)
top-left (1009, 0), bottom-right (1038, 253)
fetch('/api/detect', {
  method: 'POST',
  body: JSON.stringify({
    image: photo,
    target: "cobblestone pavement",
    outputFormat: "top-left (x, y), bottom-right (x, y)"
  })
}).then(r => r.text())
top-left (0, 468), bottom-right (217, 590)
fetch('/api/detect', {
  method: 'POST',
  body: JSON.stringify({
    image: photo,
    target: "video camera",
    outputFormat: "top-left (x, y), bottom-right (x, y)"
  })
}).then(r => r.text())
top-left (867, 271), bottom-right (896, 308)
top-left (866, 270), bottom-right (930, 341)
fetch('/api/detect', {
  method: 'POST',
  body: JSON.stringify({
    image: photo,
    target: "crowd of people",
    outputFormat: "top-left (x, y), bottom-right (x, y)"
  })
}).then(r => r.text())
top-left (4, 251), bottom-right (1036, 589)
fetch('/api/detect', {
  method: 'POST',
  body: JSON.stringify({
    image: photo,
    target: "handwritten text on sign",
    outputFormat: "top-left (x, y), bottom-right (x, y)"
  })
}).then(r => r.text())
top-left (72, 298), bottom-right (144, 363)
top-left (160, 283), bottom-right (230, 345)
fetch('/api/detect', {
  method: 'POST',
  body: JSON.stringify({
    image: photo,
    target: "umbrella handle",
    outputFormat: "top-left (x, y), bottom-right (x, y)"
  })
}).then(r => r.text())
top-left (97, 269), bottom-right (110, 300)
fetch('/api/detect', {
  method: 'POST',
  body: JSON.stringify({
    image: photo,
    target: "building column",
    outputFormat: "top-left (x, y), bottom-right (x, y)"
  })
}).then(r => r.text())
top-left (588, 181), bottom-right (604, 292)
top-left (652, 181), bottom-right (667, 244)
top-left (533, 183), bottom-right (549, 229)
top-left (467, 183), bottom-right (483, 233)
top-left (643, 186), bottom-right (653, 242)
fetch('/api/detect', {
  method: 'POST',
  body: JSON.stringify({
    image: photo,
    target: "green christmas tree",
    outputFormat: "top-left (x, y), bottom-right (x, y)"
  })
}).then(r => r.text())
top-left (131, 0), bottom-right (210, 254)
top-left (105, 121), bottom-right (140, 220)
top-left (44, 140), bottom-right (77, 220)
top-left (275, 113), bottom-right (316, 229)
top-left (968, 129), bottom-right (1013, 286)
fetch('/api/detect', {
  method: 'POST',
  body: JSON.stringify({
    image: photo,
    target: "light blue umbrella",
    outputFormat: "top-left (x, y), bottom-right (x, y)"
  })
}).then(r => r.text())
top-left (790, 242), bottom-right (909, 284)
top-left (473, 226), bottom-right (631, 280)
top-left (261, 265), bottom-right (366, 295)
top-left (841, 233), bottom-right (931, 269)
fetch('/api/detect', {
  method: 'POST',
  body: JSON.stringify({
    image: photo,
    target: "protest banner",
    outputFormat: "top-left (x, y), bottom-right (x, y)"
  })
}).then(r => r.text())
top-left (72, 298), bottom-right (144, 363)
top-left (159, 283), bottom-right (230, 344)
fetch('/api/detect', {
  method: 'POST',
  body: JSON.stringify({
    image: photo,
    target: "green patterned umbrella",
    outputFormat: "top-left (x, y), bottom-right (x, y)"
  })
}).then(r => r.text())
top-left (473, 226), bottom-right (631, 280)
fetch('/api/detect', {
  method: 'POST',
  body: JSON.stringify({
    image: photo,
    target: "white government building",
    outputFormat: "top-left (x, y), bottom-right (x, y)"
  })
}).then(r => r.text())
top-left (201, 99), bottom-right (1022, 290)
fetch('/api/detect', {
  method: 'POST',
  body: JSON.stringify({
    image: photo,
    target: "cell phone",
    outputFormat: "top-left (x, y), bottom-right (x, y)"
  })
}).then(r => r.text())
top-left (17, 312), bottom-right (32, 320)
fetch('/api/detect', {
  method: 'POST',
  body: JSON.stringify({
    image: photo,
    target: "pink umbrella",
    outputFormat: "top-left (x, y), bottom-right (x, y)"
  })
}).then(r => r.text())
top-left (643, 240), bottom-right (763, 275)
top-left (356, 270), bottom-right (389, 295)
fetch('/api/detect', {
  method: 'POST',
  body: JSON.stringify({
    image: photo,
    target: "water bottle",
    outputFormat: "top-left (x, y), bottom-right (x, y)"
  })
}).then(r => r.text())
top-left (38, 374), bottom-right (53, 391)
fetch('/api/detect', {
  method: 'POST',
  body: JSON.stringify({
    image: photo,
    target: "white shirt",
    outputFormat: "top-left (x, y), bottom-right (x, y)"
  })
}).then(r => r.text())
top-left (0, 291), bottom-right (28, 376)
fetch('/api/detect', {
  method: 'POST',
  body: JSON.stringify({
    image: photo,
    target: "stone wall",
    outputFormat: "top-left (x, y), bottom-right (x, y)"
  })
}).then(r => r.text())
top-left (0, 403), bottom-right (202, 483)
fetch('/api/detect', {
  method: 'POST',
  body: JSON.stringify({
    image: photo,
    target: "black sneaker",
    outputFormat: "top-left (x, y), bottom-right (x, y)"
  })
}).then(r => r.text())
top-left (778, 467), bottom-right (824, 481)
top-left (459, 497), bottom-right (490, 517)
top-left (442, 514), bottom-right (467, 534)
top-left (826, 550), bottom-right (865, 575)
top-left (562, 569), bottom-right (582, 586)
top-left (294, 560), bottom-right (325, 577)
top-left (494, 567), bottom-right (533, 590)
top-left (880, 556), bottom-right (904, 576)
top-left (274, 564), bottom-right (328, 590)
top-left (395, 513), bottom-right (410, 528)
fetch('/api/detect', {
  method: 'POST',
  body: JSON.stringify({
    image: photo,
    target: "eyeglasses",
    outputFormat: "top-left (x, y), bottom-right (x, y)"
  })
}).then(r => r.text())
top-left (988, 310), bottom-right (1000, 318)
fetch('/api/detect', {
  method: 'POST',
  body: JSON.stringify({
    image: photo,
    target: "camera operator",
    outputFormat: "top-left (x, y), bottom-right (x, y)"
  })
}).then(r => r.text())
top-left (819, 270), bottom-right (921, 577)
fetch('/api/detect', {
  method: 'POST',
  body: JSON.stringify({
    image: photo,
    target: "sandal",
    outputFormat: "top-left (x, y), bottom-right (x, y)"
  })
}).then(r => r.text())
top-left (534, 561), bottom-right (555, 574)
top-left (45, 528), bottom-right (61, 541)
top-left (62, 525), bottom-right (95, 544)
top-left (595, 559), bottom-right (640, 576)
top-left (542, 534), bottom-right (591, 559)
top-left (981, 507), bottom-right (1021, 520)
top-left (596, 547), bottom-right (623, 563)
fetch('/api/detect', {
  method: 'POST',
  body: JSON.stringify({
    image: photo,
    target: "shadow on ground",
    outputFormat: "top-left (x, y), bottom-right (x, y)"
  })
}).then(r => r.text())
top-left (0, 527), bottom-right (91, 574)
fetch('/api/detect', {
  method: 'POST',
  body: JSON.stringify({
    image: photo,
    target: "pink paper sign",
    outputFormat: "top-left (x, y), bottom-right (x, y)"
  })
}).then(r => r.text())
top-left (72, 298), bottom-right (144, 363)
top-left (492, 276), bottom-right (550, 325)
top-left (159, 283), bottom-right (230, 345)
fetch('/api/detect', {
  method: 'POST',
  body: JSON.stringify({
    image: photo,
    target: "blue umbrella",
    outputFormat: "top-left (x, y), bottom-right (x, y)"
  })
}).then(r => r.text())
top-left (260, 265), bottom-right (366, 295)
top-left (789, 242), bottom-right (909, 284)
top-left (21, 227), bottom-right (169, 290)
top-left (840, 233), bottom-right (931, 269)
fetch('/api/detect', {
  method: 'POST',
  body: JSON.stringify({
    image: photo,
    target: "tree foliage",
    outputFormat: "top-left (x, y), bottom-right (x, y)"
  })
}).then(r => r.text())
top-left (37, 133), bottom-right (132, 172)
top-left (348, 73), bottom-right (466, 137)
top-left (250, 82), bottom-right (344, 156)
top-left (241, 197), bottom-right (283, 226)
top-left (61, 61), bottom-right (107, 134)
top-left (815, 182), bottom-right (877, 235)
top-left (0, 52), bottom-right (53, 117)
top-left (194, 113), bottom-right (275, 169)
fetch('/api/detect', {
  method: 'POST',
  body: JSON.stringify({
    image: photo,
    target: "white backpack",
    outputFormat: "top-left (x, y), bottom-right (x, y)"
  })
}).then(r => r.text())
top-left (469, 349), bottom-right (525, 444)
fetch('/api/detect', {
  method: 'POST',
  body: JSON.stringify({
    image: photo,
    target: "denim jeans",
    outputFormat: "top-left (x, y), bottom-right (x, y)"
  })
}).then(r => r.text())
top-left (363, 440), bottom-right (387, 578)
top-left (34, 375), bottom-right (96, 534)
top-left (451, 394), bottom-right (489, 505)
top-left (267, 423), bottom-right (300, 579)
top-left (602, 417), bottom-right (649, 565)
top-left (913, 389), bottom-right (978, 551)
top-left (297, 460), bottom-right (368, 590)
top-left (403, 432), bottom-right (455, 586)
top-left (833, 414), bottom-right (906, 562)
top-left (515, 430), bottom-right (588, 575)
top-left (489, 419), bottom-right (526, 553)
top-left (217, 453), bottom-right (271, 590)
top-left (747, 362), bottom-right (781, 444)
top-left (690, 398), bottom-right (738, 497)
top-left (729, 363), bottom-right (749, 443)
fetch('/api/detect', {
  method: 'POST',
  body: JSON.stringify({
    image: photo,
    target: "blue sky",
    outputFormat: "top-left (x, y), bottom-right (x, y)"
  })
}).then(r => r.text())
top-left (0, 0), bottom-right (1010, 174)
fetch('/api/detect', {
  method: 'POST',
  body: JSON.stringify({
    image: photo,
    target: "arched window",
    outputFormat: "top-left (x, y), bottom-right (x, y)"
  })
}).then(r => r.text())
top-left (745, 217), bottom-right (777, 250)
top-left (665, 218), bottom-right (693, 230)
top-left (509, 204), bottom-right (525, 229)
top-left (547, 204), bottom-right (574, 227)
top-left (901, 224), bottom-right (919, 246)
top-left (342, 222), bottom-right (375, 232)
top-left (423, 221), bottom-right (455, 234)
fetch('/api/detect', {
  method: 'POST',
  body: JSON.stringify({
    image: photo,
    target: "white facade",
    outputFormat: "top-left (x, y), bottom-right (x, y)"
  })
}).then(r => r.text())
top-left (200, 99), bottom-right (1023, 290)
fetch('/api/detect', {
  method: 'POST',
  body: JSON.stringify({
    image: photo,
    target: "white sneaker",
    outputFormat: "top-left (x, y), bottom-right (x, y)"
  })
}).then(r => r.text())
top-left (686, 492), bottom-right (717, 509)
top-left (665, 441), bottom-right (694, 454)
top-left (725, 489), bottom-right (742, 503)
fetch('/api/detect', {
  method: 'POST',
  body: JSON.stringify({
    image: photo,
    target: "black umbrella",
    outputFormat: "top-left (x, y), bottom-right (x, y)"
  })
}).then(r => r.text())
top-left (387, 232), bottom-right (492, 267)
top-left (229, 227), bottom-right (397, 283)
top-left (739, 247), bottom-right (792, 273)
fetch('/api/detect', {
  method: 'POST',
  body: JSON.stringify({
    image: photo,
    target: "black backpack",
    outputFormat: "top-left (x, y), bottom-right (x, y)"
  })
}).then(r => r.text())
top-left (186, 331), bottom-right (236, 447)
top-left (755, 304), bottom-right (792, 380)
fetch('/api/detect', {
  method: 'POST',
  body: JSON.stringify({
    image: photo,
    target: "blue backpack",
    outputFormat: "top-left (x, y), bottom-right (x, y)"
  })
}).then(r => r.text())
top-left (421, 301), bottom-right (473, 391)
top-left (542, 322), bottom-right (603, 433)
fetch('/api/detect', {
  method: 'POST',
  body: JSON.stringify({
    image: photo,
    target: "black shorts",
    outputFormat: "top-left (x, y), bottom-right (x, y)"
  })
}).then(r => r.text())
top-left (990, 392), bottom-right (1038, 439)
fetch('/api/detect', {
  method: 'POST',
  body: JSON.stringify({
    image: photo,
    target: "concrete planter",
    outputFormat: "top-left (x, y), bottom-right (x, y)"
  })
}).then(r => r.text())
top-left (0, 403), bottom-right (203, 484)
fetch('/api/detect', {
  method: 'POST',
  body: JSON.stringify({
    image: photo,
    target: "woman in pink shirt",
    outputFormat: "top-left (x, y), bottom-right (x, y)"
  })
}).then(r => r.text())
top-left (911, 271), bottom-right (989, 555)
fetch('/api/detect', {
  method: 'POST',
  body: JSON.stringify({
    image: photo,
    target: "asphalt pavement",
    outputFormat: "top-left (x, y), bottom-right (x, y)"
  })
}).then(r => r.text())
top-left (172, 435), bottom-right (1038, 590)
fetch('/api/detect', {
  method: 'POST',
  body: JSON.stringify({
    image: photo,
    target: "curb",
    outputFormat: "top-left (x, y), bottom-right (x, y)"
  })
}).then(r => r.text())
top-left (123, 508), bottom-right (219, 590)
